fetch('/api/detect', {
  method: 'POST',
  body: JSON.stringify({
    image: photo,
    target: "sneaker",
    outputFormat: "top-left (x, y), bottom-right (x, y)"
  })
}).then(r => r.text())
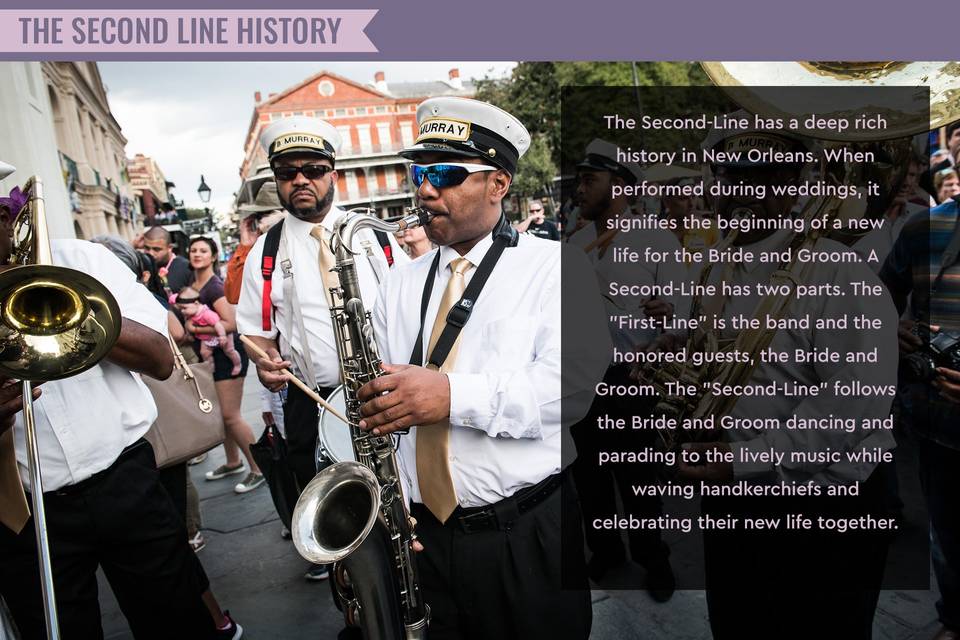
top-left (304, 564), bottom-right (330, 581)
top-left (187, 453), bottom-right (208, 466)
top-left (214, 610), bottom-right (243, 640)
top-left (205, 463), bottom-right (245, 481)
top-left (280, 527), bottom-right (292, 540)
top-left (234, 472), bottom-right (265, 494)
top-left (188, 531), bottom-right (206, 553)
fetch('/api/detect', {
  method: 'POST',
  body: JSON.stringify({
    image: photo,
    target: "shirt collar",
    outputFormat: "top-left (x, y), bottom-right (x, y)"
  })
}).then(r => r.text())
top-left (283, 206), bottom-right (346, 235)
top-left (438, 230), bottom-right (495, 272)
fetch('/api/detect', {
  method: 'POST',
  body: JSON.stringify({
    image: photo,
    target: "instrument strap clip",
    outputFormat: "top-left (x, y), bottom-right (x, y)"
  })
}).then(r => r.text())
top-left (445, 299), bottom-right (473, 328)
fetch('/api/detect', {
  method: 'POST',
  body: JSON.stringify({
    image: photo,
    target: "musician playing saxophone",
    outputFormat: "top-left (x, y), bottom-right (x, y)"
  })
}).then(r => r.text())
top-left (237, 116), bottom-right (408, 583)
top-left (355, 97), bottom-right (610, 640)
top-left (661, 122), bottom-right (899, 638)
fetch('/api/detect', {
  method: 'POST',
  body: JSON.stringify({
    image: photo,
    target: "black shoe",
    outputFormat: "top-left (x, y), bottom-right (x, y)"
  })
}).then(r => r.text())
top-left (214, 610), bottom-right (243, 639)
top-left (643, 557), bottom-right (676, 603)
top-left (304, 563), bottom-right (330, 581)
top-left (587, 553), bottom-right (626, 582)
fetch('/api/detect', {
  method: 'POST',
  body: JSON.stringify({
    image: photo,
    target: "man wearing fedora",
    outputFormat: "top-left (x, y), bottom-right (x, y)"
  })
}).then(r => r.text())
top-left (356, 97), bottom-right (609, 639)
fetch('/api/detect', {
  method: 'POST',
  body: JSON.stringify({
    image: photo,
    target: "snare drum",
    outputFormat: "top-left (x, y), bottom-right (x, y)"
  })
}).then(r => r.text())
top-left (315, 385), bottom-right (356, 471)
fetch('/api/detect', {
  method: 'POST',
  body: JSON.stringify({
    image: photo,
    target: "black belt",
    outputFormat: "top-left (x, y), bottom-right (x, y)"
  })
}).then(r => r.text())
top-left (420, 473), bottom-right (562, 534)
top-left (45, 439), bottom-right (151, 498)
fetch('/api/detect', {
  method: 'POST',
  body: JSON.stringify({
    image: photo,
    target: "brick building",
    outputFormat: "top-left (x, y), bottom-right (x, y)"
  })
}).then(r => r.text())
top-left (127, 153), bottom-right (172, 225)
top-left (237, 68), bottom-right (474, 218)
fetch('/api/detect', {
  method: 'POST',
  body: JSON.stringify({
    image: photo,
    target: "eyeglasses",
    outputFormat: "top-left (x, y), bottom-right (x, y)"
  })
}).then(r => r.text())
top-left (273, 164), bottom-right (333, 182)
top-left (410, 163), bottom-right (496, 189)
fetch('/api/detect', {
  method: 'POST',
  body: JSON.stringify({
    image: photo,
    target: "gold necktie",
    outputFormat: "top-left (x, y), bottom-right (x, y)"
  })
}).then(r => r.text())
top-left (310, 225), bottom-right (340, 307)
top-left (0, 427), bottom-right (30, 533)
top-left (417, 256), bottom-right (474, 523)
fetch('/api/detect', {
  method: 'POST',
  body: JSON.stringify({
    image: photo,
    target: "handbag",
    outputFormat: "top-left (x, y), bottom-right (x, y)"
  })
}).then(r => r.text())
top-left (143, 332), bottom-right (225, 469)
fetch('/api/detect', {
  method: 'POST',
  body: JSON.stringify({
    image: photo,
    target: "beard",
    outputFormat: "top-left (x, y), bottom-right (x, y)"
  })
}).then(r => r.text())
top-left (577, 192), bottom-right (611, 221)
top-left (281, 182), bottom-right (336, 220)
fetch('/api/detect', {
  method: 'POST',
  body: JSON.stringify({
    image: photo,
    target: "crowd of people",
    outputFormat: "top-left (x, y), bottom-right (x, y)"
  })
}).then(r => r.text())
top-left (0, 93), bottom-right (957, 640)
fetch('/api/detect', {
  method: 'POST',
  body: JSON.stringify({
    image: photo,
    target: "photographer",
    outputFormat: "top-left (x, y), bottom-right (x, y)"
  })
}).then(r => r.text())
top-left (880, 200), bottom-right (960, 640)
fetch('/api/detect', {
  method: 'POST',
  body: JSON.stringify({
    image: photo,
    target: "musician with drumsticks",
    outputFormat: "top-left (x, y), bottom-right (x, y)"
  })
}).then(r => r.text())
top-left (237, 116), bottom-right (408, 583)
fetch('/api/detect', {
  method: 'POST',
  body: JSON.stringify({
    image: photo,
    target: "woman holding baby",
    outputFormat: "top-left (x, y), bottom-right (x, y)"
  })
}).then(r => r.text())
top-left (178, 236), bottom-right (264, 494)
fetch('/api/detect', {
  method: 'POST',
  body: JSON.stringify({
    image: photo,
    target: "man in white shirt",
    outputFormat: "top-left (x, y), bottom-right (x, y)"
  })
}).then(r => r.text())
top-left (566, 139), bottom-right (687, 599)
top-left (0, 217), bottom-right (217, 636)
top-left (237, 116), bottom-right (406, 582)
top-left (355, 97), bottom-right (610, 639)
top-left (673, 125), bottom-right (899, 638)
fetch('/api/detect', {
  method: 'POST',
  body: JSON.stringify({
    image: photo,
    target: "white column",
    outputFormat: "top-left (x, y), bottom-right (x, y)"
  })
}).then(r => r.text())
top-left (0, 63), bottom-right (74, 239)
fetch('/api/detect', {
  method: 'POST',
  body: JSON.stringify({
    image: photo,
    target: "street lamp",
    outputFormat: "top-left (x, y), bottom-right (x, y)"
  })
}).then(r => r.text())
top-left (197, 175), bottom-right (212, 203)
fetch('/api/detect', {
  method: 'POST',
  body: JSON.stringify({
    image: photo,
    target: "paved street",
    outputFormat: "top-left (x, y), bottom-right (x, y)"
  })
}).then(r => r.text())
top-left (98, 370), bottom-right (945, 639)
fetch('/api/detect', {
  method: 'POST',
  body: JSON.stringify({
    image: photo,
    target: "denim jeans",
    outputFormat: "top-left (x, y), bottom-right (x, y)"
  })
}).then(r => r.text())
top-left (916, 435), bottom-right (960, 631)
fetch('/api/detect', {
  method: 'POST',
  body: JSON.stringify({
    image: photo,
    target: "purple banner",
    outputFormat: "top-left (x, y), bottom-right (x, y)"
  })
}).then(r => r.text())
top-left (0, 1), bottom-right (957, 59)
top-left (0, 10), bottom-right (377, 53)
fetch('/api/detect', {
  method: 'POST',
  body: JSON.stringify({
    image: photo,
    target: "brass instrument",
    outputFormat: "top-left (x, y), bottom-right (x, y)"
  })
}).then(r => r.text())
top-left (642, 187), bottom-right (849, 446)
top-left (639, 62), bottom-right (948, 445)
top-left (292, 208), bottom-right (432, 640)
top-left (0, 177), bottom-right (122, 640)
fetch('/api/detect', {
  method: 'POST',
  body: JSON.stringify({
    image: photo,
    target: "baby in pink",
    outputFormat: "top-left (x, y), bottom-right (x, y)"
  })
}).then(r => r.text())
top-left (172, 287), bottom-right (242, 375)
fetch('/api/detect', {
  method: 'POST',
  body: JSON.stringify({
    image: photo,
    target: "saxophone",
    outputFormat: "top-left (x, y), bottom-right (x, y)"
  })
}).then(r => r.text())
top-left (291, 208), bottom-right (432, 640)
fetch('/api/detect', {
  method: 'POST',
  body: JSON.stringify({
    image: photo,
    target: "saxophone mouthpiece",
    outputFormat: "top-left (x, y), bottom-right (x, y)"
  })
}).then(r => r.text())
top-left (410, 207), bottom-right (434, 227)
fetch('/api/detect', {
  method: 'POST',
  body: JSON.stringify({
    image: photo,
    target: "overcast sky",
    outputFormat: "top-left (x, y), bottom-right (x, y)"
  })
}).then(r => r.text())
top-left (100, 62), bottom-right (515, 213)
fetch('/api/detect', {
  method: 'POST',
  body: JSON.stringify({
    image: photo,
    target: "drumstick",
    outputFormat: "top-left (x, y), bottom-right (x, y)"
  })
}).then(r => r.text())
top-left (239, 335), bottom-right (350, 424)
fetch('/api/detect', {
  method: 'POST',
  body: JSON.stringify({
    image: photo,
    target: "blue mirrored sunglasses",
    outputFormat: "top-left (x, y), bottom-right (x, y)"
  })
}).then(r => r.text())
top-left (410, 163), bottom-right (497, 188)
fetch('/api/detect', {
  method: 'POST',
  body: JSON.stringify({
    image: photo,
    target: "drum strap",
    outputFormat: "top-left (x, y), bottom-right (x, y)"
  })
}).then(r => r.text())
top-left (278, 224), bottom-right (321, 391)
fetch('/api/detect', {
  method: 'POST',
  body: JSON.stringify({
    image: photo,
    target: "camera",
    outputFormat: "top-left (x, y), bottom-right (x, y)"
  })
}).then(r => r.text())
top-left (902, 325), bottom-right (960, 383)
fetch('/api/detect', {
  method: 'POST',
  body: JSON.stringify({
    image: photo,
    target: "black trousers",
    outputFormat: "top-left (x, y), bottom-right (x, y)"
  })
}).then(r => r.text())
top-left (702, 466), bottom-right (890, 639)
top-left (571, 365), bottom-right (667, 565)
top-left (410, 472), bottom-right (592, 640)
top-left (283, 381), bottom-right (336, 492)
top-left (0, 441), bottom-right (214, 640)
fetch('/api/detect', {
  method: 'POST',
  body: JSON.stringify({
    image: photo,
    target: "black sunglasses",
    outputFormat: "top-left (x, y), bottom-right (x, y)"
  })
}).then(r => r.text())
top-left (274, 164), bottom-right (333, 181)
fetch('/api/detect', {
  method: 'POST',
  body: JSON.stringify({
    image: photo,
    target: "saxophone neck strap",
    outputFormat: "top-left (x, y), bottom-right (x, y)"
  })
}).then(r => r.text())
top-left (409, 214), bottom-right (517, 367)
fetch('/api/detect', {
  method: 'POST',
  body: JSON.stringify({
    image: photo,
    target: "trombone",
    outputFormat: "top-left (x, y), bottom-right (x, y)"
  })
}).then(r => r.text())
top-left (0, 177), bottom-right (121, 639)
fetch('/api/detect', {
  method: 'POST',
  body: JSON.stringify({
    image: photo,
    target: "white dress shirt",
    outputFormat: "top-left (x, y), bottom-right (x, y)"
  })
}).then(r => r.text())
top-left (373, 232), bottom-right (611, 508)
top-left (706, 229), bottom-right (899, 484)
top-left (567, 214), bottom-right (690, 350)
top-left (237, 208), bottom-right (408, 388)
top-left (12, 240), bottom-right (168, 492)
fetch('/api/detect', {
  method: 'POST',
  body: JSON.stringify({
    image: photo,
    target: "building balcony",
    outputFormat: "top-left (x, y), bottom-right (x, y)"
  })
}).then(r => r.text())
top-left (336, 144), bottom-right (414, 171)
top-left (338, 187), bottom-right (415, 208)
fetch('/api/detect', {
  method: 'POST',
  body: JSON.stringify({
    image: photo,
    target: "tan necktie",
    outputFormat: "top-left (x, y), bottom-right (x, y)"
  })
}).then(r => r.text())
top-left (310, 225), bottom-right (340, 306)
top-left (0, 427), bottom-right (30, 533)
top-left (417, 257), bottom-right (474, 523)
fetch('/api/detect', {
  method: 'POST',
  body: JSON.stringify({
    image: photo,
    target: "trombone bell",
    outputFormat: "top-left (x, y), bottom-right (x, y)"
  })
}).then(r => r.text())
top-left (0, 178), bottom-right (121, 381)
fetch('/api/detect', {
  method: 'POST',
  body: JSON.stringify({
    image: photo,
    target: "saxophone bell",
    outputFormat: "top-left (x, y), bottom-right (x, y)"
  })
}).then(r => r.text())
top-left (292, 461), bottom-right (381, 564)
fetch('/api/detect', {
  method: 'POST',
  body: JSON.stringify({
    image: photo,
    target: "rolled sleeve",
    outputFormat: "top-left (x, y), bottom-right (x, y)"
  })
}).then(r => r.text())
top-left (54, 241), bottom-right (166, 335)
